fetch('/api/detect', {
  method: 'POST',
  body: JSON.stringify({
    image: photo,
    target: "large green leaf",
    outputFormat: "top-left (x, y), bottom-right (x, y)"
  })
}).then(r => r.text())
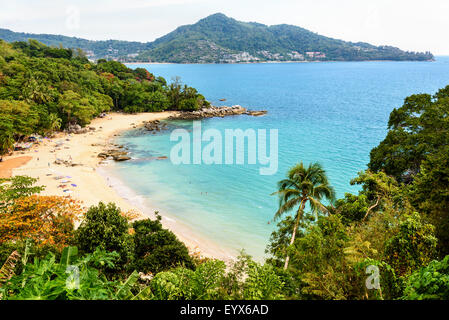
top-left (114, 270), bottom-right (139, 300)
top-left (60, 246), bottom-right (78, 267)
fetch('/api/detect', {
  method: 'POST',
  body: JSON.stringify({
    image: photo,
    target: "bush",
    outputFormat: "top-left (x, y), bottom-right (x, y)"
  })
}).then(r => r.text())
top-left (131, 215), bottom-right (194, 274)
top-left (150, 260), bottom-right (226, 300)
top-left (0, 246), bottom-right (146, 300)
top-left (0, 195), bottom-right (81, 250)
top-left (75, 202), bottom-right (133, 270)
top-left (402, 255), bottom-right (449, 300)
top-left (179, 98), bottom-right (199, 111)
top-left (384, 213), bottom-right (437, 278)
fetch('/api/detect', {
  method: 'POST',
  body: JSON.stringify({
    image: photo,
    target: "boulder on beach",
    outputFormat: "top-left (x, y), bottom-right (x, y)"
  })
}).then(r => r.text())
top-left (66, 124), bottom-right (90, 134)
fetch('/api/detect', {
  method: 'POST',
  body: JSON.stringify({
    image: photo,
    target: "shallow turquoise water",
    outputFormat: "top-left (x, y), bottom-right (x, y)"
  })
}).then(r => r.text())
top-left (109, 58), bottom-right (449, 260)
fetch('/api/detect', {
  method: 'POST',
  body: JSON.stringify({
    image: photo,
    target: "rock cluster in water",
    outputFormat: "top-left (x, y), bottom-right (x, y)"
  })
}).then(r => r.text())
top-left (168, 105), bottom-right (267, 120)
top-left (98, 144), bottom-right (131, 162)
top-left (142, 120), bottom-right (169, 132)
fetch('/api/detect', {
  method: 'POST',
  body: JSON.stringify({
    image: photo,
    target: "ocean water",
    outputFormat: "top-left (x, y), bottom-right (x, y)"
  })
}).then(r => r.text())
top-left (107, 58), bottom-right (449, 260)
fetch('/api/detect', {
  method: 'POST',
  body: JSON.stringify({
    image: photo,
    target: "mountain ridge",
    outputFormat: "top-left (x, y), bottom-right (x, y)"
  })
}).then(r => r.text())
top-left (0, 13), bottom-right (434, 63)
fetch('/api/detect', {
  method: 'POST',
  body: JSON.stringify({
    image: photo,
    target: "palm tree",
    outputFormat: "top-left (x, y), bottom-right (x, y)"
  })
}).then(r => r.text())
top-left (21, 75), bottom-right (50, 105)
top-left (272, 162), bottom-right (335, 270)
top-left (47, 113), bottom-right (62, 136)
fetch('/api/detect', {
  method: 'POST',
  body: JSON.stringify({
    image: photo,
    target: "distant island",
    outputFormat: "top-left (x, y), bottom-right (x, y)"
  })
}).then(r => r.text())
top-left (0, 13), bottom-right (433, 63)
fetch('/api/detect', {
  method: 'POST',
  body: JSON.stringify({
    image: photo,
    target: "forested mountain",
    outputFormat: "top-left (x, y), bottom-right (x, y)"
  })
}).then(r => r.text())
top-left (138, 13), bottom-right (433, 63)
top-left (0, 13), bottom-right (433, 63)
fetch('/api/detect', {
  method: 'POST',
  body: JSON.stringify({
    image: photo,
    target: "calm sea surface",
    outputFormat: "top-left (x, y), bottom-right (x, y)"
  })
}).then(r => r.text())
top-left (106, 58), bottom-right (449, 260)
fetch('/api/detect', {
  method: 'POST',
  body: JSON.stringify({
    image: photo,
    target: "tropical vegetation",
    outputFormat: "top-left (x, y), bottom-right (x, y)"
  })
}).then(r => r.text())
top-left (0, 38), bottom-right (209, 154)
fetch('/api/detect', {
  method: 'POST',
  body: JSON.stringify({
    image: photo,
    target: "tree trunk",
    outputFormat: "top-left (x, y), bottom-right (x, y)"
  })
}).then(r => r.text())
top-left (284, 199), bottom-right (306, 270)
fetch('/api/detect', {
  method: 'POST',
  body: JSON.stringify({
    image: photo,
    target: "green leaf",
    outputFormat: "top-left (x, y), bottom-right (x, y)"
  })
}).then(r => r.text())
top-left (60, 247), bottom-right (78, 267)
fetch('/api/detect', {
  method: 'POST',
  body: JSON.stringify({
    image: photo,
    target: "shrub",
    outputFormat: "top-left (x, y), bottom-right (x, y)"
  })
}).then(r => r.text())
top-left (384, 213), bottom-right (437, 278)
top-left (75, 202), bottom-right (133, 270)
top-left (402, 255), bottom-right (449, 300)
top-left (132, 215), bottom-right (194, 274)
top-left (0, 195), bottom-right (81, 250)
top-left (0, 246), bottom-right (146, 300)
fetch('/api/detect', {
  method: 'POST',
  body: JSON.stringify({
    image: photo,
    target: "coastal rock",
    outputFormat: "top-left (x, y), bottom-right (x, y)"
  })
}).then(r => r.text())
top-left (66, 124), bottom-right (89, 134)
top-left (97, 152), bottom-right (110, 159)
top-left (143, 120), bottom-right (167, 132)
top-left (98, 145), bottom-right (132, 162)
top-left (113, 155), bottom-right (131, 162)
top-left (168, 105), bottom-right (267, 120)
top-left (54, 159), bottom-right (83, 167)
top-left (246, 110), bottom-right (267, 116)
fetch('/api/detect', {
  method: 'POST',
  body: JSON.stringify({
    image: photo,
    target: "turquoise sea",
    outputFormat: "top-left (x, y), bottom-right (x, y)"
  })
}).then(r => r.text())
top-left (106, 58), bottom-right (449, 260)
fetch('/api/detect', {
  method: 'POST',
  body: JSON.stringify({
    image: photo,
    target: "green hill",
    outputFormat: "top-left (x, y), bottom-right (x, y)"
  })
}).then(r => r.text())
top-left (0, 13), bottom-right (433, 63)
top-left (140, 13), bottom-right (433, 63)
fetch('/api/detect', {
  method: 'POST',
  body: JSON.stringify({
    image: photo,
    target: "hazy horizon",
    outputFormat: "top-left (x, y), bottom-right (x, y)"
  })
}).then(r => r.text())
top-left (1, 0), bottom-right (449, 55)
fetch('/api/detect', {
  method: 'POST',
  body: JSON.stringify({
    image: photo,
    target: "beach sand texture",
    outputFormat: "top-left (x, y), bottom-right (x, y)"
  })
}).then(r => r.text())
top-left (0, 156), bottom-right (32, 178)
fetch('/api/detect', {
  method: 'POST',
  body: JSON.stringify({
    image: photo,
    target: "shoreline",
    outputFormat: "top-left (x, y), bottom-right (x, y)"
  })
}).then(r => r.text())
top-left (124, 59), bottom-right (435, 65)
top-left (3, 112), bottom-right (236, 263)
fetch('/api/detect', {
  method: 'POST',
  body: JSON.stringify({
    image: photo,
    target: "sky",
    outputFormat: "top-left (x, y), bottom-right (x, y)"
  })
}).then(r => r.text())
top-left (1, 0), bottom-right (448, 55)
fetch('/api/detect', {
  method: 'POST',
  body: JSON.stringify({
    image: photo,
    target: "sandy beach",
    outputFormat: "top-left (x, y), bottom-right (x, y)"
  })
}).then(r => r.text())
top-left (1, 112), bottom-right (235, 262)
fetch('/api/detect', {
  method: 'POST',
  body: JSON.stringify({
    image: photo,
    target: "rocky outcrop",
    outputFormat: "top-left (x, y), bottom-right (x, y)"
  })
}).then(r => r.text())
top-left (54, 159), bottom-right (82, 167)
top-left (142, 120), bottom-right (169, 132)
top-left (168, 105), bottom-right (267, 120)
top-left (246, 110), bottom-right (268, 116)
top-left (98, 146), bottom-right (131, 162)
top-left (66, 124), bottom-right (96, 134)
top-left (114, 155), bottom-right (132, 162)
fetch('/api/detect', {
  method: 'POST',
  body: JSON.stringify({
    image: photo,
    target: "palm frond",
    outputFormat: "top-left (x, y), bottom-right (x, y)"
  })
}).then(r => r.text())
top-left (313, 183), bottom-right (336, 203)
top-left (274, 197), bottom-right (301, 221)
top-left (308, 196), bottom-right (329, 218)
top-left (0, 251), bottom-right (21, 285)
